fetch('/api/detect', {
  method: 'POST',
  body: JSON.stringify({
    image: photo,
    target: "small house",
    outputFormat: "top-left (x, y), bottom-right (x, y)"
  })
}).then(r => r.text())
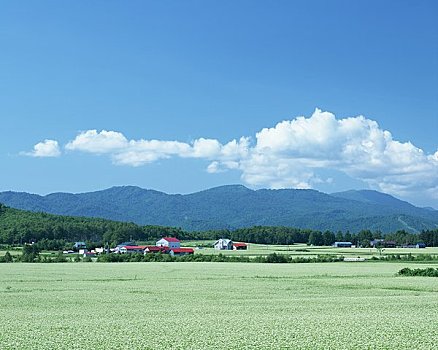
top-left (333, 241), bottom-right (353, 248)
top-left (169, 248), bottom-right (194, 257)
top-left (416, 242), bottom-right (426, 249)
top-left (156, 237), bottom-right (180, 248)
top-left (214, 239), bottom-right (233, 250)
top-left (233, 243), bottom-right (248, 250)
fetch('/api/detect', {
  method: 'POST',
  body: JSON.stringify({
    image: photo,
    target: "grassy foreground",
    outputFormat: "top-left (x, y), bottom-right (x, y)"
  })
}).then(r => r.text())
top-left (0, 262), bottom-right (437, 349)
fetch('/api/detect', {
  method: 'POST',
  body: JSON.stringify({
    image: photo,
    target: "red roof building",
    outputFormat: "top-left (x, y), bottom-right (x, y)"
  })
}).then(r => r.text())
top-left (144, 246), bottom-right (167, 254)
top-left (156, 237), bottom-right (181, 248)
top-left (119, 245), bottom-right (147, 253)
top-left (233, 243), bottom-right (248, 250)
top-left (169, 248), bottom-right (194, 256)
top-left (163, 237), bottom-right (180, 242)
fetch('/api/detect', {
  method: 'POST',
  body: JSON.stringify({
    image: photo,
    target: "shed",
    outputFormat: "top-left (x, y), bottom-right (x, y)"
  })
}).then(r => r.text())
top-left (169, 248), bottom-right (194, 256)
top-left (333, 241), bottom-right (353, 248)
top-left (416, 243), bottom-right (426, 248)
top-left (233, 243), bottom-right (248, 250)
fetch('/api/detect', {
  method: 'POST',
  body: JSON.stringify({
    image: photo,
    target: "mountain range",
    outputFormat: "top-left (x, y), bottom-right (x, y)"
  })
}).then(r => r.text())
top-left (0, 185), bottom-right (437, 233)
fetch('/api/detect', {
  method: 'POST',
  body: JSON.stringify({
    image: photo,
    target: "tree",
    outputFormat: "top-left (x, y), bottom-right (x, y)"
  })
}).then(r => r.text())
top-left (323, 231), bottom-right (336, 246)
top-left (21, 244), bottom-right (40, 262)
top-left (308, 231), bottom-right (323, 246)
top-left (4, 251), bottom-right (12, 263)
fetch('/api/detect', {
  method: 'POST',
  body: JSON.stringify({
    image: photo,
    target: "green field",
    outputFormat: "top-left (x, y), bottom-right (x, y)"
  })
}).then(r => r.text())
top-left (192, 242), bottom-right (438, 258)
top-left (0, 262), bottom-right (437, 349)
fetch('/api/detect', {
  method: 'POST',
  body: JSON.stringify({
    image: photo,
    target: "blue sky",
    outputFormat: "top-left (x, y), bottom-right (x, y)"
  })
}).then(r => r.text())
top-left (1, 0), bottom-right (437, 207)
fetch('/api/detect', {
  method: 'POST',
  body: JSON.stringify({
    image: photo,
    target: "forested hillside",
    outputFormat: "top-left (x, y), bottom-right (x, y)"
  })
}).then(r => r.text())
top-left (0, 204), bottom-right (183, 246)
top-left (1, 203), bottom-right (437, 247)
top-left (1, 185), bottom-right (437, 233)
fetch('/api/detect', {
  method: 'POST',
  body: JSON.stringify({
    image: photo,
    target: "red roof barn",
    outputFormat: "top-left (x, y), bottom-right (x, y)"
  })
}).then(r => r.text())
top-left (233, 243), bottom-right (248, 250)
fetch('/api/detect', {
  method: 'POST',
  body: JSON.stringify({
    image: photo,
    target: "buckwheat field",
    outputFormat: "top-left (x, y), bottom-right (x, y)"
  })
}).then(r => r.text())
top-left (1, 262), bottom-right (437, 349)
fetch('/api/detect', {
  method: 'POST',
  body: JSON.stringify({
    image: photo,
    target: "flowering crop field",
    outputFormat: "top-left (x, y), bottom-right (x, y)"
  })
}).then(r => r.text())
top-left (0, 262), bottom-right (437, 349)
top-left (3, 244), bottom-right (438, 259)
top-left (193, 243), bottom-right (438, 258)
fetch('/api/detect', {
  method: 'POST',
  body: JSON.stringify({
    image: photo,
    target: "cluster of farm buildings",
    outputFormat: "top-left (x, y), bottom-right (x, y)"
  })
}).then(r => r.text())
top-left (70, 238), bottom-right (426, 257)
top-left (72, 238), bottom-right (248, 257)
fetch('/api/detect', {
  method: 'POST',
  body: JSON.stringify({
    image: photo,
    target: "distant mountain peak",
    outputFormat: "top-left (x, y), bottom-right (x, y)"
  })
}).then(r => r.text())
top-left (1, 185), bottom-right (437, 233)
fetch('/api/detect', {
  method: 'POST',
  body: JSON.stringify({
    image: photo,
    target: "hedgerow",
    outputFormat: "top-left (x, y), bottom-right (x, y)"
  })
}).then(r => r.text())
top-left (398, 267), bottom-right (438, 277)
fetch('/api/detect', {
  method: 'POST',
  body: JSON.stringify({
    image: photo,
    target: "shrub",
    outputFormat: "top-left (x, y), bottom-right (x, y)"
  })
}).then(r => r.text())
top-left (398, 267), bottom-right (438, 277)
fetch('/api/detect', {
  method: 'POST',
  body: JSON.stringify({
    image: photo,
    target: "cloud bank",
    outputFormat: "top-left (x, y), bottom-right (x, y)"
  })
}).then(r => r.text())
top-left (21, 139), bottom-right (61, 158)
top-left (26, 109), bottom-right (438, 202)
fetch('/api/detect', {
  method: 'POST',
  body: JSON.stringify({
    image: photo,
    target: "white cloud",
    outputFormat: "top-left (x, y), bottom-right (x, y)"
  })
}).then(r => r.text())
top-left (65, 130), bottom-right (128, 153)
top-left (53, 109), bottom-right (438, 203)
top-left (21, 139), bottom-right (61, 158)
top-left (240, 109), bottom-right (438, 201)
top-left (65, 130), bottom-right (250, 167)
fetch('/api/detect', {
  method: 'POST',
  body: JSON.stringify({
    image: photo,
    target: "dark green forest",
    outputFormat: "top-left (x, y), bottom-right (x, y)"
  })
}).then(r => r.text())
top-left (0, 203), bottom-right (437, 249)
top-left (1, 185), bottom-right (437, 233)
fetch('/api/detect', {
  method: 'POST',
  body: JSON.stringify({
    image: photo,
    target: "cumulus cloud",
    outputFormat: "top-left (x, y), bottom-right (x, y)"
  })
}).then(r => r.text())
top-left (65, 130), bottom-right (128, 153)
top-left (237, 109), bottom-right (438, 200)
top-left (21, 139), bottom-right (61, 158)
top-left (64, 129), bottom-right (250, 167)
top-left (36, 109), bottom-right (438, 202)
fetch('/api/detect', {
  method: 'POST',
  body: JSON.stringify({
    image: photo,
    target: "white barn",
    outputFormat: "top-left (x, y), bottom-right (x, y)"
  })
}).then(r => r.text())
top-left (156, 237), bottom-right (180, 248)
top-left (214, 239), bottom-right (233, 250)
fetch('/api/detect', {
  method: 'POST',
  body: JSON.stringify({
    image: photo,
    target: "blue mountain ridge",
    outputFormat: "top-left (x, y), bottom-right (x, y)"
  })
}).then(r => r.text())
top-left (0, 185), bottom-right (437, 233)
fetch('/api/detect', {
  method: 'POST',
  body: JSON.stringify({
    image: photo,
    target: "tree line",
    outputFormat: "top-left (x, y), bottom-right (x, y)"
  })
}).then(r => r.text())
top-left (1, 204), bottom-right (437, 248)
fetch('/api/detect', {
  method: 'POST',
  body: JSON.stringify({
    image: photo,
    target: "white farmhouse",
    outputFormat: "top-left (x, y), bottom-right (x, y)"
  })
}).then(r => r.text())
top-left (156, 237), bottom-right (180, 248)
top-left (214, 239), bottom-right (233, 250)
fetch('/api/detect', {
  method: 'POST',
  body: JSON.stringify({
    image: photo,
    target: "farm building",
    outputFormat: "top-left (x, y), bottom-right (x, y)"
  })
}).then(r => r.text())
top-left (383, 241), bottom-right (396, 248)
top-left (156, 237), bottom-right (180, 248)
top-left (233, 243), bottom-right (248, 250)
top-left (401, 243), bottom-right (426, 248)
top-left (143, 246), bottom-right (165, 254)
top-left (114, 242), bottom-right (137, 253)
top-left (119, 245), bottom-right (147, 254)
top-left (214, 239), bottom-right (233, 250)
top-left (370, 240), bottom-right (396, 248)
top-left (333, 241), bottom-right (353, 248)
top-left (370, 239), bottom-right (384, 247)
top-left (169, 248), bottom-right (194, 257)
top-left (73, 242), bottom-right (87, 250)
